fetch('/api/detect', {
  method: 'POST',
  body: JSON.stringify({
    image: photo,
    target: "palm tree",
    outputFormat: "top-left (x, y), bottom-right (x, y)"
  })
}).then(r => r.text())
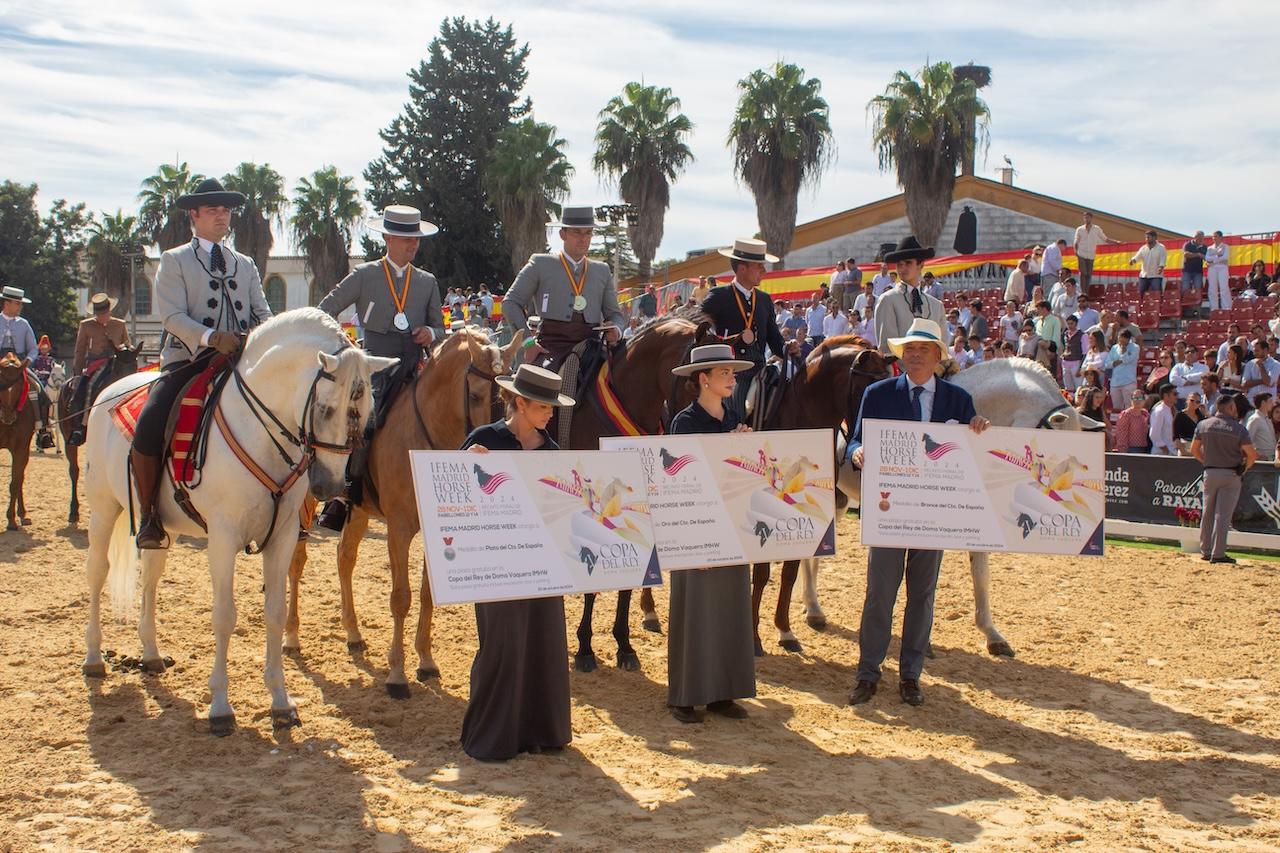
top-left (87, 210), bottom-right (146, 318)
top-left (291, 167), bottom-right (362, 302)
top-left (223, 162), bottom-right (287, 280)
top-left (138, 161), bottom-right (203, 251)
top-left (868, 61), bottom-right (991, 248)
top-left (485, 118), bottom-right (574, 276)
top-left (593, 82), bottom-right (694, 280)
top-left (728, 62), bottom-right (832, 268)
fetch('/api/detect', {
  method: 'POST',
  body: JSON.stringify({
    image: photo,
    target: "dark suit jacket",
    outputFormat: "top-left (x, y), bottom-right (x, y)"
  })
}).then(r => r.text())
top-left (700, 283), bottom-right (786, 364)
top-left (848, 374), bottom-right (978, 458)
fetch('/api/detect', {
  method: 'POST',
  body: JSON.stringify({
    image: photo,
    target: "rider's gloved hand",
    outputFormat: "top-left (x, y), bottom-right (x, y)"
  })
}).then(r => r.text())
top-left (209, 331), bottom-right (240, 355)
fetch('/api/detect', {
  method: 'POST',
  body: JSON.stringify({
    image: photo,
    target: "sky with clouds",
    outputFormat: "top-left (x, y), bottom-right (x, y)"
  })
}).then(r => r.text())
top-left (2, 0), bottom-right (1277, 264)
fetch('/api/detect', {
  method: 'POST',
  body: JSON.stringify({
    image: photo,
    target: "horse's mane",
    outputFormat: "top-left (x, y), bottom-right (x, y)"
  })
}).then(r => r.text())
top-left (964, 355), bottom-right (1061, 393)
top-left (242, 307), bottom-right (346, 364)
top-left (625, 303), bottom-right (703, 350)
top-left (808, 334), bottom-right (874, 360)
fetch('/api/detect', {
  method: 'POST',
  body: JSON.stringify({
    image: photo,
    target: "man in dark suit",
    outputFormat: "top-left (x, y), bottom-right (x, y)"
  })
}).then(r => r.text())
top-left (845, 318), bottom-right (990, 706)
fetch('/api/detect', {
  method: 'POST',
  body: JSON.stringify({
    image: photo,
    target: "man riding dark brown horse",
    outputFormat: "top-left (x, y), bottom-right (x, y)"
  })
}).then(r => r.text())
top-left (67, 292), bottom-right (131, 446)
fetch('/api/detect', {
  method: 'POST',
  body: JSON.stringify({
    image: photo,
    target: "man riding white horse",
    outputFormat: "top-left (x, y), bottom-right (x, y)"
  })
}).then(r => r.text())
top-left (130, 177), bottom-right (271, 550)
top-left (67, 292), bottom-right (131, 447)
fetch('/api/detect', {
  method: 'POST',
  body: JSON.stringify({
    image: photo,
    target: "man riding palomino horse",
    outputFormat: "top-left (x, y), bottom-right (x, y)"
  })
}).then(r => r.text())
top-left (315, 204), bottom-right (444, 532)
top-left (131, 177), bottom-right (272, 550)
top-left (66, 292), bottom-right (131, 447)
top-left (0, 285), bottom-right (55, 449)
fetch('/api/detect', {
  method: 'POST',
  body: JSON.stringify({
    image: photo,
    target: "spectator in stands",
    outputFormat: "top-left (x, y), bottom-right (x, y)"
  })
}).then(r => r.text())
top-left (1201, 373), bottom-right (1222, 415)
top-left (950, 332), bottom-right (974, 369)
top-left (1077, 386), bottom-right (1109, 442)
top-left (829, 261), bottom-right (850, 309)
top-left (1144, 349), bottom-right (1175, 394)
top-left (1074, 210), bottom-right (1121, 292)
top-left (1113, 391), bottom-right (1150, 452)
top-left (782, 306), bottom-right (806, 337)
top-left (1246, 392), bottom-right (1276, 460)
top-left (637, 284), bottom-right (658, 319)
top-left (1075, 289), bottom-right (1099, 331)
top-left (794, 323), bottom-right (814, 357)
top-left (804, 293), bottom-right (827, 346)
top-left (955, 293), bottom-right (973, 329)
top-left (969, 334), bottom-right (987, 363)
top-left (946, 309), bottom-right (963, 341)
top-left (1082, 366), bottom-right (1107, 396)
top-left (1182, 231), bottom-right (1207, 294)
top-left (1027, 248), bottom-right (1042, 290)
top-left (775, 299), bottom-right (793, 329)
top-left (1106, 328), bottom-right (1140, 410)
top-left (1170, 345), bottom-right (1208, 401)
top-left (1051, 278), bottom-right (1079, 323)
top-left (1024, 285), bottom-right (1045, 321)
top-left (1174, 392), bottom-right (1208, 454)
top-left (1149, 383), bottom-right (1178, 455)
top-left (1112, 309), bottom-right (1142, 347)
top-left (845, 259), bottom-right (862, 309)
top-left (994, 341), bottom-right (1013, 358)
top-left (1246, 260), bottom-right (1272, 294)
top-left (1061, 315), bottom-right (1084, 391)
top-left (1243, 338), bottom-right (1280, 402)
top-left (1083, 330), bottom-right (1108, 381)
top-left (852, 281), bottom-right (875, 317)
top-left (1216, 323), bottom-right (1242, 365)
top-left (870, 263), bottom-right (894, 298)
top-left (690, 276), bottom-right (711, 305)
top-left (922, 271), bottom-right (942, 300)
top-left (850, 309), bottom-right (875, 344)
top-left (1270, 395), bottom-right (1280, 436)
top-left (998, 301), bottom-right (1023, 343)
top-left (1037, 338), bottom-right (1060, 379)
top-left (968, 299), bottom-right (988, 342)
top-left (1034, 300), bottom-right (1062, 350)
top-left (1202, 347), bottom-right (1219, 377)
top-left (1205, 231), bottom-right (1231, 311)
top-left (1041, 239), bottom-right (1067, 290)
top-left (1047, 267), bottom-right (1072, 302)
top-left (1017, 320), bottom-right (1040, 358)
top-left (823, 303), bottom-right (851, 339)
top-left (1005, 259), bottom-right (1029, 305)
top-left (622, 315), bottom-right (641, 340)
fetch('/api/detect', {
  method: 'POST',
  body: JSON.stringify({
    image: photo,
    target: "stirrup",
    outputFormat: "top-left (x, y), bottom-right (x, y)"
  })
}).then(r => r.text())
top-left (316, 498), bottom-right (349, 532)
top-left (135, 518), bottom-right (170, 550)
top-left (36, 429), bottom-right (55, 450)
top-left (68, 429), bottom-right (85, 447)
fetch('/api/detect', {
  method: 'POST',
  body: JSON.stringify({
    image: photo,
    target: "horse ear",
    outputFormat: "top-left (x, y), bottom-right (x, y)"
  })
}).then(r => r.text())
top-left (1048, 411), bottom-right (1071, 428)
top-left (364, 354), bottom-right (399, 375)
top-left (317, 351), bottom-right (340, 373)
top-left (694, 321), bottom-right (713, 343)
top-left (19, 358), bottom-right (29, 370)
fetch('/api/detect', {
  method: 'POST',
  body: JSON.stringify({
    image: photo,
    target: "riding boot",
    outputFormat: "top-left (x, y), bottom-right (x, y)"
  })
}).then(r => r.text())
top-left (68, 380), bottom-right (89, 446)
top-left (131, 449), bottom-right (169, 549)
top-left (317, 442), bottom-right (367, 532)
top-left (35, 391), bottom-right (54, 449)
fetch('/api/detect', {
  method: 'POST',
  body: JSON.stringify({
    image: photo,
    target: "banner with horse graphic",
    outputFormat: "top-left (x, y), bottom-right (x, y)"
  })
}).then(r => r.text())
top-left (859, 420), bottom-right (1106, 556)
top-left (600, 429), bottom-right (837, 570)
top-left (410, 450), bottom-right (661, 605)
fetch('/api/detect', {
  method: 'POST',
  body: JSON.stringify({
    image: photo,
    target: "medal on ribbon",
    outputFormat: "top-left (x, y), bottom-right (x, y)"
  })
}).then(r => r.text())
top-left (732, 285), bottom-right (756, 345)
top-left (383, 260), bottom-right (412, 332)
top-left (560, 253), bottom-right (588, 313)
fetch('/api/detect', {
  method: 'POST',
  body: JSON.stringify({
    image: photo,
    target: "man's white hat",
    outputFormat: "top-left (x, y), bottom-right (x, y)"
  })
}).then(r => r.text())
top-left (887, 318), bottom-right (948, 360)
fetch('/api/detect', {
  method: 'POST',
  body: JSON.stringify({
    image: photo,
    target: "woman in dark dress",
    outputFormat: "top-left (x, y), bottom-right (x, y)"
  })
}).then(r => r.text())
top-left (666, 344), bottom-right (758, 724)
top-left (459, 364), bottom-right (576, 761)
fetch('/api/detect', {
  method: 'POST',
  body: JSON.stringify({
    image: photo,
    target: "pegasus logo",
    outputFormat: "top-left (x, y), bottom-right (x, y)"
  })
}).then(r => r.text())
top-left (659, 447), bottom-right (695, 476)
top-left (1016, 512), bottom-right (1037, 539)
top-left (579, 546), bottom-right (599, 574)
top-left (922, 433), bottom-right (959, 461)
top-left (754, 520), bottom-right (772, 547)
top-left (473, 463), bottom-right (511, 495)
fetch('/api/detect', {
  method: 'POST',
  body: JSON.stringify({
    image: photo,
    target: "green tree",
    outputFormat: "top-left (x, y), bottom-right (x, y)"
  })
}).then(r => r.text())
top-left (291, 166), bottom-right (362, 301)
top-left (364, 17), bottom-right (531, 290)
top-left (593, 82), bottom-right (694, 281)
top-left (869, 61), bottom-right (991, 248)
top-left (87, 211), bottom-right (146, 319)
top-left (728, 62), bottom-right (833, 268)
top-left (0, 182), bottom-right (88, 345)
top-left (485, 118), bottom-right (574, 279)
top-left (138, 161), bottom-right (204, 251)
top-left (223, 162), bottom-right (287, 280)
top-left (589, 215), bottom-right (639, 282)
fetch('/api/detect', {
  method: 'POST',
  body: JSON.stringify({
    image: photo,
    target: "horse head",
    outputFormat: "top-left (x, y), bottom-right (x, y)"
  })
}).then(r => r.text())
top-left (307, 347), bottom-right (398, 499)
top-left (0, 353), bottom-right (30, 426)
top-left (109, 340), bottom-right (145, 379)
top-left (417, 328), bottom-right (503, 448)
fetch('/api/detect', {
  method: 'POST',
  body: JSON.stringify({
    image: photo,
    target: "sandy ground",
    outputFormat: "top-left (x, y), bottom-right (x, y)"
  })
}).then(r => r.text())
top-left (1, 452), bottom-right (1278, 852)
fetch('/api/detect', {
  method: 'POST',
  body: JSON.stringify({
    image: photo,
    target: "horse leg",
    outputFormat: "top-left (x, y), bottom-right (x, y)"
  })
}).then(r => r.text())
top-left (337, 508), bottom-right (369, 651)
top-left (639, 587), bottom-right (661, 634)
top-left (750, 563), bottom-right (769, 657)
top-left (775, 560), bottom-right (802, 653)
top-left (6, 448), bottom-right (19, 531)
top-left (613, 590), bottom-right (640, 671)
top-left (138, 549), bottom-right (169, 673)
top-left (414, 553), bottom-right (439, 681)
top-left (14, 442), bottom-right (28, 525)
top-left (800, 558), bottom-right (827, 630)
top-left (574, 593), bottom-right (598, 673)
top-left (283, 537), bottom-right (306, 654)
top-left (972, 551), bottom-right (1015, 657)
top-left (384, 523), bottom-right (413, 699)
top-left (81, 507), bottom-right (117, 677)
top-left (262, 518), bottom-right (301, 728)
top-left (67, 443), bottom-right (80, 524)
top-left (207, 536), bottom-right (239, 736)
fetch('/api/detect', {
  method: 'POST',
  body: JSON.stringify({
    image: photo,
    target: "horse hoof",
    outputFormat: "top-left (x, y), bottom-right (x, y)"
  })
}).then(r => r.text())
top-left (753, 640), bottom-right (765, 658)
top-left (987, 641), bottom-right (1016, 658)
top-left (209, 714), bottom-right (236, 737)
top-left (616, 651), bottom-right (641, 672)
top-left (925, 644), bottom-right (937, 660)
top-left (20, 517), bottom-right (31, 526)
top-left (69, 513), bottom-right (79, 525)
top-left (141, 657), bottom-right (167, 674)
top-left (641, 615), bottom-right (662, 634)
top-left (778, 638), bottom-right (803, 654)
top-left (346, 639), bottom-right (367, 653)
top-left (416, 666), bottom-right (440, 683)
top-left (282, 643), bottom-right (301, 655)
top-left (573, 654), bottom-right (598, 674)
top-left (82, 662), bottom-right (107, 678)
top-left (805, 613), bottom-right (827, 631)
top-left (271, 708), bottom-right (302, 729)
top-left (6, 523), bottom-right (16, 532)
top-left (386, 682), bottom-right (411, 700)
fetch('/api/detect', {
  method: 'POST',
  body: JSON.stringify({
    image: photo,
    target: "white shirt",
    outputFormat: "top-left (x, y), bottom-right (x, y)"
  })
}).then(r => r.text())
top-left (956, 307), bottom-right (973, 328)
top-left (1052, 292), bottom-right (1079, 321)
top-left (1041, 243), bottom-right (1064, 277)
top-left (805, 304), bottom-right (827, 334)
top-left (871, 274), bottom-right (895, 297)
top-left (823, 311), bottom-right (851, 338)
top-left (1004, 269), bottom-right (1026, 303)
top-left (853, 292), bottom-right (874, 315)
top-left (1169, 361), bottom-right (1207, 399)
top-left (1074, 224), bottom-right (1110, 259)
top-left (1149, 401), bottom-right (1175, 454)
top-left (1131, 243), bottom-right (1167, 278)
top-left (998, 312), bottom-right (1023, 342)
top-left (383, 256), bottom-right (409, 277)
top-left (776, 308), bottom-right (792, 327)
top-left (853, 319), bottom-right (877, 345)
top-left (1076, 307), bottom-right (1100, 330)
top-left (1206, 243), bottom-right (1229, 267)
top-left (908, 376), bottom-right (936, 422)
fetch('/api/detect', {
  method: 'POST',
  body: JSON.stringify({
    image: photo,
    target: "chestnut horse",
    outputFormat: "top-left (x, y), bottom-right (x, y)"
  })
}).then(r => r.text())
top-left (0, 353), bottom-right (37, 529)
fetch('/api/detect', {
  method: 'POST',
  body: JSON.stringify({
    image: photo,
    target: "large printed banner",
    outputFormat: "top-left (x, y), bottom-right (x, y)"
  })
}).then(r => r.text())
top-left (1105, 453), bottom-right (1280, 537)
top-left (600, 429), bottom-right (836, 569)
top-left (410, 450), bottom-right (661, 605)
top-left (860, 420), bottom-right (1106, 556)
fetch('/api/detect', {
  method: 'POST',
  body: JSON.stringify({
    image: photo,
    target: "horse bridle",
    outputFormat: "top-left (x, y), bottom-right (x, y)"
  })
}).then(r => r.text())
top-left (0, 370), bottom-right (23, 425)
top-left (411, 355), bottom-right (502, 450)
top-left (840, 347), bottom-right (891, 440)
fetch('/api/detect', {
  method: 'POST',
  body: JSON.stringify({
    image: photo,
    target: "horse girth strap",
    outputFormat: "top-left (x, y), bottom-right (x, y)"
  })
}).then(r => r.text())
top-left (213, 404), bottom-right (312, 498)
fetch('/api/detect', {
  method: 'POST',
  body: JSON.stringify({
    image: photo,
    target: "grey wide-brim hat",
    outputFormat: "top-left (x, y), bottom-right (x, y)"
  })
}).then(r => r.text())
top-left (496, 364), bottom-right (576, 407)
top-left (176, 178), bottom-right (246, 210)
top-left (672, 343), bottom-right (756, 377)
top-left (368, 204), bottom-right (439, 238)
top-left (547, 205), bottom-right (599, 229)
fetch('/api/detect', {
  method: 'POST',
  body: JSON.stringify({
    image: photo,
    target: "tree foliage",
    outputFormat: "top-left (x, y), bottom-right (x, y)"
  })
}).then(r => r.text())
top-left (0, 181), bottom-right (88, 346)
top-left (138, 161), bottom-right (203, 251)
top-left (291, 166), bottom-right (363, 299)
top-left (485, 118), bottom-right (573, 280)
top-left (365, 17), bottom-right (531, 291)
top-left (593, 82), bottom-right (694, 281)
top-left (87, 210), bottom-right (146, 319)
top-left (868, 61), bottom-right (991, 248)
top-left (223, 162), bottom-right (287, 281)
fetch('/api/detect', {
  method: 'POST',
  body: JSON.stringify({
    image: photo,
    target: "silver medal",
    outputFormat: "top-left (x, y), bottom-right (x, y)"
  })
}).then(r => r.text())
top-left (393, 311), bottom-right (410, 331)
top-left (572, 295), bottom-right (587, 312)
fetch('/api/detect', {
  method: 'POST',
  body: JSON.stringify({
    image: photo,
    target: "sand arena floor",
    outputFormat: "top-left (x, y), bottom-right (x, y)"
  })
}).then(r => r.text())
top-left (1, 452), bottom-right (1278, 851)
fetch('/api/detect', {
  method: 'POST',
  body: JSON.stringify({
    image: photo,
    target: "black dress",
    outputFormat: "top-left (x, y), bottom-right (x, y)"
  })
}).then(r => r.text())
top-left (666, 401), bottom-right (757, 707)
top-left (459, 420), bottom-right (571, 760)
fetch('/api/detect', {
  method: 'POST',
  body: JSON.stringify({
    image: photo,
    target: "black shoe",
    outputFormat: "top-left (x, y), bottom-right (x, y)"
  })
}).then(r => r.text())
top-left (1210, 555), bottom-right (1237, 564)
top-left (899, 679), bottom-right (925, 706)
top-left (706, 699), bottom-right (749, 719)
top-left (68, 429), bottom-right (85, 447)
top-left (317, 499), bottom-right (349, 532)
top-left (1200, 554), bottom-right (1211, 561)
top-left (847, 679), bottom-right (877, 705)
top-left (36, 429), bottom-right (54, 449)
top-left (669, 705), bottom-right (703, 724)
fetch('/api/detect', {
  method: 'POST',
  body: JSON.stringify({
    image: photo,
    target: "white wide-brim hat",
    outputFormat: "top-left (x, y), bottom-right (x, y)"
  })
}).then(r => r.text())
top-left (887, 318), bottom-right (949, 360)
top-left (671, 343), bottom-right (756, 376)
top-left (1, 285), bottom-right (31, 304)
top-left (495, 364), bottom-right (575, 407)
top-left (717, 237), bottom-right (779, 265)
top-left (367, 204), bottom-right (439, 238)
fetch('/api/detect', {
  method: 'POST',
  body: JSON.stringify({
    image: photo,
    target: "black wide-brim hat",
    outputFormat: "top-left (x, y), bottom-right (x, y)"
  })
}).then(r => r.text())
top-left (176, 178), bottom-right (247, 210)
top-left (883, 235), bottom-right (936, 263)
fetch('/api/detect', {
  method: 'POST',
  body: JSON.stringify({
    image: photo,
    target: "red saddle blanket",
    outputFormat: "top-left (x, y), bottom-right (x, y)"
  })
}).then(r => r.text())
top-left (111, 357), bottom-right (227, 484)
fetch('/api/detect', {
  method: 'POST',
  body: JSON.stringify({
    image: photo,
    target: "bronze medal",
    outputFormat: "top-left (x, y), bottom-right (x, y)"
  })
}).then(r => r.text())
top-left (741, 329), bottom-right (756, 345)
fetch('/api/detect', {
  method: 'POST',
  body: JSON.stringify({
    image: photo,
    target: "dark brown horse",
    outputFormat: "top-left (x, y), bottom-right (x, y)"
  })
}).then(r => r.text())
top-left (56, 342), bottom-right (143, 523)
top-left (0, 353), bottom-right (37, 529)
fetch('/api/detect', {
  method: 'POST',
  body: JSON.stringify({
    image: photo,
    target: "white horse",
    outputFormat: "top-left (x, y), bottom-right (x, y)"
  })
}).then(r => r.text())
top-left (81, 309), bottom-right (395, 735)
top-left (44, 361), bottom-right (66, 403)
top-left (827, 357), bottom-right (1101, 657)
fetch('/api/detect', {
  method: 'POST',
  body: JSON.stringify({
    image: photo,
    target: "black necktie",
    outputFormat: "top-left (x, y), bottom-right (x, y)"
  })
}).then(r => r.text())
top-left (911, 385), bottom-right (924, 422)
top-left (910, 287), bottom-right (923, 315)
top-left (210, 243), bottom-right (226, 273)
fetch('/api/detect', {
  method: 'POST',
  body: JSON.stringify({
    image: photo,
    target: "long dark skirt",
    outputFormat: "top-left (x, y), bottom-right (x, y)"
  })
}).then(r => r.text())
top-left (460, 596), bottom-right (571, 761)
top-left (667, 565), bottom-right (756, 707)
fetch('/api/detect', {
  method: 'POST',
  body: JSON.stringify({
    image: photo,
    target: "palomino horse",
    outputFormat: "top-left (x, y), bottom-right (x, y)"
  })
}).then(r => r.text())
top-left (292, 327), bottom-right (519, 698)
top-left (81, 309), bottom-right (394, 734)
top-left (56, 342), bottom-right (144, 523)
top-left (832, 356), bottom-right (1098, 658)
top-left (0, 353), bottom-right (38, 529)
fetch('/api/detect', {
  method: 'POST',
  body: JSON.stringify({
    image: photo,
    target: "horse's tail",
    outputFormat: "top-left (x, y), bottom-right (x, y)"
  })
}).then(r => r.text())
top-left (106, 511), bottom-right (140, 621)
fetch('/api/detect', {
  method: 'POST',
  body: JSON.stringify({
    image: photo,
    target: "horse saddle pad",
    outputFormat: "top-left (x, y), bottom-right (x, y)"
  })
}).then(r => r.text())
top-left (111, 356), bottom-right (231, 483)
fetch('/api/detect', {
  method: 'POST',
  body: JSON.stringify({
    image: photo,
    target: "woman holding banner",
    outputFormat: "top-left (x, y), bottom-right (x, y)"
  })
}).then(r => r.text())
top-left (460, 364), bottom-right (576, 761)
top-left (666, 344), bottom-right (757, 724)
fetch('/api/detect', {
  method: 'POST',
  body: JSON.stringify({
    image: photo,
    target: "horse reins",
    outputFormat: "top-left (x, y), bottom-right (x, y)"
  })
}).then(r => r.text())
top-left (411, 358), bottom-right (501, 450)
